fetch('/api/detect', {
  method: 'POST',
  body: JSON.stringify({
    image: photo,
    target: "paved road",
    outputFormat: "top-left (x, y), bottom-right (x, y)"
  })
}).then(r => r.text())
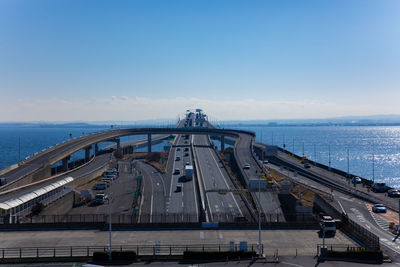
top-left (193, 135), bottom-right (245, 222)
top-left (164, 134), bottom-right (198, 222)
top-left (136, 161), bottom-right (166, 223)
top-left (0, 229), bottom-right (355, 256)
top-left (235, 134), bottom-right (284, 219)
top-left (68, 159), bottom-right (136, 218)
top-left (265, 150), bottom-right (400, 258)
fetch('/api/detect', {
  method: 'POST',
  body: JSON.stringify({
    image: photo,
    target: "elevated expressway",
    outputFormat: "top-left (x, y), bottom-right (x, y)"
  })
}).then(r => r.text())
top-left (0, 128), bottom-right (250, 192)
top-left (234, 133), bottom-right (284, 220)
top-left (193, 134), bottom-right (247, 222)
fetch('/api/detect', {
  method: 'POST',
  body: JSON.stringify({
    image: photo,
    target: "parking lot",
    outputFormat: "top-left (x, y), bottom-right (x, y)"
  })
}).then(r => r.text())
top-left (68, 160), bottom-right (137, 216)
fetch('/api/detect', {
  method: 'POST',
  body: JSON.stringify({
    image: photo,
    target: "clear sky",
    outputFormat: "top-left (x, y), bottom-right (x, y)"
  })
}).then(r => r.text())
top-left (0, 0), bottom-right (399, 122)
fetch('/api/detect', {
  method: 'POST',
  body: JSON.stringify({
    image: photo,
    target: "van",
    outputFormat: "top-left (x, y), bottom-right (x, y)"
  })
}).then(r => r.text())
top-left (372, 182), bottom-right (387, 193)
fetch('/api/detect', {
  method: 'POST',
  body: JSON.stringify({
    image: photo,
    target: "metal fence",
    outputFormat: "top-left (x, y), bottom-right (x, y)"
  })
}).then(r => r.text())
top-left (0, 212), bottom-right (316, 226)
top-left (0, 243), bottom-right (260, 260)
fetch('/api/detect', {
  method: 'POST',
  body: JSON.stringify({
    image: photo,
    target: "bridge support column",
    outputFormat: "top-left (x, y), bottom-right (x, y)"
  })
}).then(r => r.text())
top-left (85, 146), bottom-right (91, 162)
top-left (221, 136), bottom-right (225, 152)
top-left (94, 143), bottom-right (99, 155)
top-left (62, 158), bottom-right (68, 172)
top-left (116, 138), bottom-right (121, 151)
top-left (147, 134), bottom-right (152, 153)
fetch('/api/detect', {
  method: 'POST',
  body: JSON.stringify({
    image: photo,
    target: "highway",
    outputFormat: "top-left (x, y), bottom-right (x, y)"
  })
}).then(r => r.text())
top-left (136, 161), bottom-right (167, 223)
top-left (234, 133), bottom-right (284, 219)
top-left (193, 134), bottom-right (245, 222)
top-left (0, 127), bottom-right (246, 191)
top-left (164, 134), bottom-right (198, 222)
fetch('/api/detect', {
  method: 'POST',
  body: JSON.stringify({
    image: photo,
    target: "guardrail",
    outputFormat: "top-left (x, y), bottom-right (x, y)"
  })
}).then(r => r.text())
top-left (0, 243), bottom-right (261, 260)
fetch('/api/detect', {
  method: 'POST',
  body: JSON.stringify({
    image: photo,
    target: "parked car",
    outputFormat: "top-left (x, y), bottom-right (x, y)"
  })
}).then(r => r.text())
top-left (175, 156), bottom-right (181, 161)
top-left (95, 193), bottom-right (106, 204)
top-left (304, 163), bottom-right (311, 168)
top-left (94, 182), bottom-right (107, 190)
top-left (184, 148), bottom-right (189, 151)
top-left (173, 168), bottom-right (180, 175)
top-left (388, 189), bottom-right (400, 198)
top-left (352, 176), bottom-right (362, 184)
top-left (176, 148), bottom-right (181, 151)
top-left (263, 160), bottom-right (269, 164)
top-left (184, 152), bottom-right (189, 157)
top-left (243, 163), bottom-right (250, 169)
top-left (372, 204), bottom-right (387, 213)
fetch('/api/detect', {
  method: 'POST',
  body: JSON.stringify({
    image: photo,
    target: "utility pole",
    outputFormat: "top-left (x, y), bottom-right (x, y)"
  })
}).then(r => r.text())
top-left (18, 136), bottom-right (21, 162)
top-left (271, 132), bottom-right (274, 145)
top-left (108, 174), bottom-right (114, 261)
top-left (372, 154), bottom-right (375, 184)
top-left (292, 138), bottom-right (295, 155)
top-left (258, 179), bottom-right (262, 256)
top-left (347, 149), bottom-right (350, 181)
top-left (314, 144), bottom-right (316, 165)
top-left (328, 144), bottom-right (331, 171)
top-left (302, 141), bottom-right (304, 156)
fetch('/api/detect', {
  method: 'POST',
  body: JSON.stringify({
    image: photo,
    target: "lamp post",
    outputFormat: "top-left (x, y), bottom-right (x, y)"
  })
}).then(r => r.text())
top-left (328, 144), bottom-right (331, 171)
top-left (372, 154), bottom-right (375, 184)
top-left (258, 179), bottom-right (262, 256)
top-left (347, 149), bottom-right (350, 181)
top-left (108, 167), bottom-right (114, 261)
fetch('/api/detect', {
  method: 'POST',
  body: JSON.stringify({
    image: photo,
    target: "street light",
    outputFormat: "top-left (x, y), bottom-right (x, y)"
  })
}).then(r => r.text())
top-left (108, 170), bottom-right (114, 261)
top-left (258, 179), bottom-right (262, 256)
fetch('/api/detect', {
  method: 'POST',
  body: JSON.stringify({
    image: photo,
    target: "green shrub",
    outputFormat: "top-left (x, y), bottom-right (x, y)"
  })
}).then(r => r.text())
top-left (93, 251), bottom-right (137, 262)
top-left (183, 251), bottom-right (257, 260)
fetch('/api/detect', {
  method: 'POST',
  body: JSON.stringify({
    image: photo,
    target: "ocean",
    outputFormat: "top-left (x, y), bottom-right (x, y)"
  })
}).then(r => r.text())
top-left (1, 125), bottom-right (400, 188)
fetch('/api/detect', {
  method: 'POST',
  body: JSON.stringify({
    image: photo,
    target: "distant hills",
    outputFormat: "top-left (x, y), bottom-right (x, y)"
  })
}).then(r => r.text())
top-left (2, 114), bottom-right (400, 128)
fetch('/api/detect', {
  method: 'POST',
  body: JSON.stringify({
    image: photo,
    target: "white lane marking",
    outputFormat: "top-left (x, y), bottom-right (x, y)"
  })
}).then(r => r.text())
top-left (219, 232), bottom-right (223, 239)
top-left (150, 194), bottom-right (153, 223)
top-left (169, 135), bottom-right (180, 198)
top-left (337, 200), bottom-right (346, 215)
top-left (280, 262), bottom-right (306, 267)
top-left (157, 182), bottom-right (159, 186)
top-left (200, 231), bottom-right (204, 239)
top-left (350, 207), bottom-right (367, 223)
top-left (189, 135), bottom-right (199, 219)
top-left (208, 147), bottom-right (243, 217)
top-left (193, 135), bottom-right (213, 222)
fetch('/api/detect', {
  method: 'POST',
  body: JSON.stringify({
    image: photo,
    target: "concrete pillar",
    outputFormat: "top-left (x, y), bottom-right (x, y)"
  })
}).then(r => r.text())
top-left (62, 158), bottom-right (68, 172)
top-left (116, 138), bottom-right (121, 150)
top-left (221, 136), bottom-right (225, 152)
top-left (94, 143), bottom-right (99, 155)
top-left (147, 133), bottom-right (152, 153)
top-left (85, 146), bottom-right (91, 162)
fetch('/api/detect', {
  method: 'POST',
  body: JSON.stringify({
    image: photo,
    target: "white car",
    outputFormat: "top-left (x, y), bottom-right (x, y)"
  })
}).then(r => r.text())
top-left (243, 163), bottom-right (250, 169)
top-left (372, 204), bottom-right (387, 213)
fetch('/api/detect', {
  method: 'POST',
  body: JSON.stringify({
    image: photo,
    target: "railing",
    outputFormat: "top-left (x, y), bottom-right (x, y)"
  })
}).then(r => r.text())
top-left (0, 213), bottom-right (316, 226)
top-left (0, 243), bottom-right (260, 260)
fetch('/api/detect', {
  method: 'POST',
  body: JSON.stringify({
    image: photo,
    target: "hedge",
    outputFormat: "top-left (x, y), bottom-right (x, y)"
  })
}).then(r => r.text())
top-left (326, 250), bottom-right (383, 263)
top-left (183, 251), bottom-right (257, 260)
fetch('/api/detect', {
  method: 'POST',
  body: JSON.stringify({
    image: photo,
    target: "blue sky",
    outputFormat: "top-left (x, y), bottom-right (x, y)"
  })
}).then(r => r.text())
top-left (0, 0), bottom-right (399, 121)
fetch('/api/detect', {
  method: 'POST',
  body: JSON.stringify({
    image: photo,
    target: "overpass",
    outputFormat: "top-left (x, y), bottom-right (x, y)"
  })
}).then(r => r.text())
top-left (0, 127), bottom-right (254, 191)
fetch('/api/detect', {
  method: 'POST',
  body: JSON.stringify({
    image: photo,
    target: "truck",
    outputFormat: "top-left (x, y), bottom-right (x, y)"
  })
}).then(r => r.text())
top-left (319, 215), bottom-right (336, 236)
top-left (185, 165), bottom-right (193, 181)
